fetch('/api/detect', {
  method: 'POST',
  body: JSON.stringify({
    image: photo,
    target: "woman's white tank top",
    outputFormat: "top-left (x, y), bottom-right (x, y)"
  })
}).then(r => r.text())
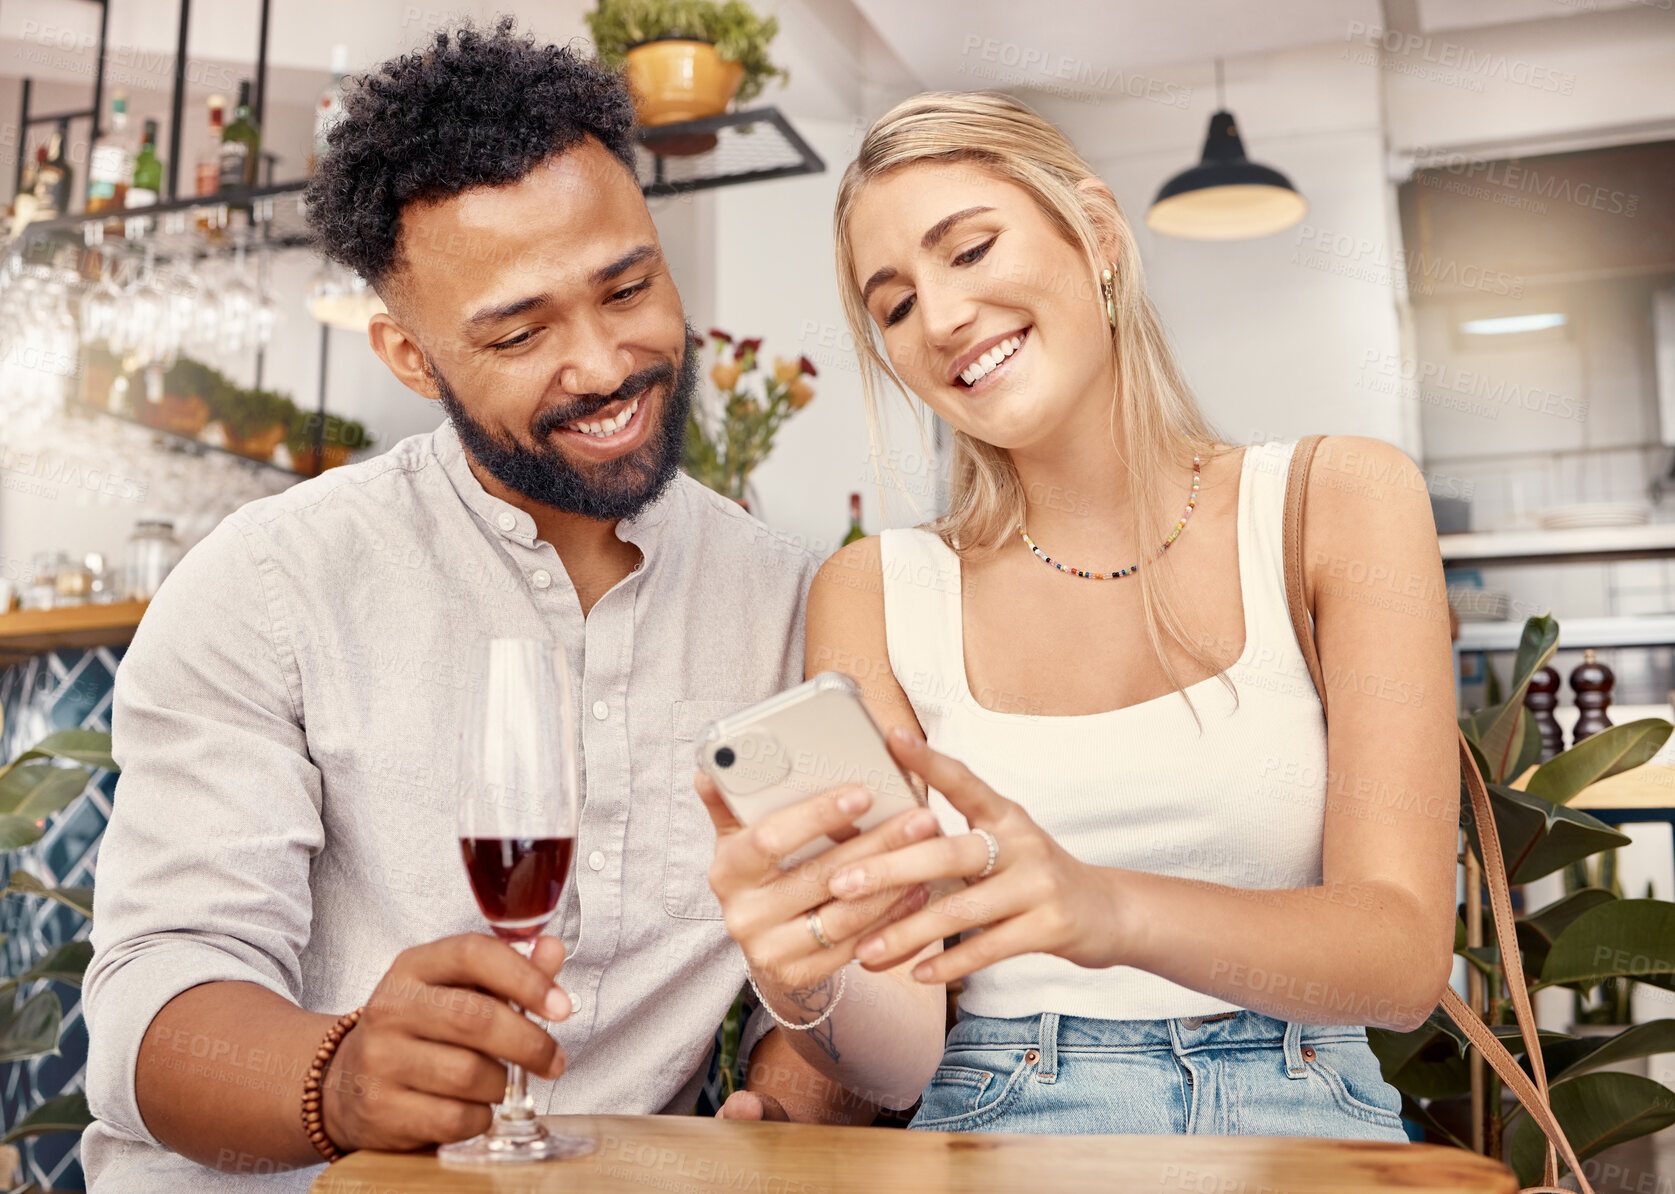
top-left (879, 439), bottom-right (1328, 1022)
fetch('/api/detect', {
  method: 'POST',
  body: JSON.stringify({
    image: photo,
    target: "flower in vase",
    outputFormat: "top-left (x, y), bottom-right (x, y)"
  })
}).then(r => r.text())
top-left (786, 378), bottom-right (815, 409)
top-left (711, 360), bottom-right (742, 391)
top-left (772, 356), bottom-right (801, 385)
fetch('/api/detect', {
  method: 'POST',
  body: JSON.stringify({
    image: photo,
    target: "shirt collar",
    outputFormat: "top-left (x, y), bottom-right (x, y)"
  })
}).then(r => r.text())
top-left (430, 417), bottom-right (671, 552)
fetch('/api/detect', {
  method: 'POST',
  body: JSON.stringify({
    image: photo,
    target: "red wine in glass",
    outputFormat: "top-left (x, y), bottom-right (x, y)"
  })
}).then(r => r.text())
top-left (459, 837), bottom-right (574, 941)
top-left (441, 638), bottom-right (591, 1166)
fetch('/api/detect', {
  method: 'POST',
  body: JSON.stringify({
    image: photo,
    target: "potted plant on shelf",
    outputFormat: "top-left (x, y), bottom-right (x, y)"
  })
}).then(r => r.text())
top-left (210, 385), bottom-right (296, 462)
top-left (586, 0), bottom-right (789, 148)
top-left (683, 328), bottom-right (815, 511)
top-left (1366, 614), bottom-right (1675, 1186)
top-left (286, 410), bottom-right (371, 476)
top-left (138, 355), bottom-right (221, 439)
top-left (0, 720), bottom-right (114, 1175)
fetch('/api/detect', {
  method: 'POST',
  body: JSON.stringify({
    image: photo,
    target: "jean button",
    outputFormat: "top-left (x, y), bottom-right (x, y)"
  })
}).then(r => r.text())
top-left (1179, 1015), bottom-right (1204, 1029)
top-left (1301, 1045), bottom-right (1317, 1062)
top-left (1024, 1049), bottom-right (1040, 1065)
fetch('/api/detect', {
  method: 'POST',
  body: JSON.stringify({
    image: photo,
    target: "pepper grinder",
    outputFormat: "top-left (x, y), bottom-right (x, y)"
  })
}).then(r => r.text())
top-left (1569, 649), bottom-right (1614, 746)
top-left (1523, 665), bottom-right (1563, 761)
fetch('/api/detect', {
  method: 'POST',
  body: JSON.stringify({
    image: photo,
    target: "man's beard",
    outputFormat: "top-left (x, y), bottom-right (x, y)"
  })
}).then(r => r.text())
top-left (432, 330), bottom-right (697, 522)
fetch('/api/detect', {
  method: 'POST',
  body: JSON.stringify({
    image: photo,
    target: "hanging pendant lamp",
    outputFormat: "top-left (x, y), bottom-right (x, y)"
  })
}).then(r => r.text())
top-left (1146, 60), bottom-right (1307, 240)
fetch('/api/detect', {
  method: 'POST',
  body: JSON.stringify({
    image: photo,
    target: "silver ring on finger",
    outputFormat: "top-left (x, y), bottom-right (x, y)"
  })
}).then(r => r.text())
top-left (806, 908), bottom-right (835, 950)
top-left (969, 827), bottom-right (999, 881)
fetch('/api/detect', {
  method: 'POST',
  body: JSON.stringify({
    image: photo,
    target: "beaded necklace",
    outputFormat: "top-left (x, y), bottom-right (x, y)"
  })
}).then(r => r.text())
top-left (1016, 455), bottom-right (1201, 580)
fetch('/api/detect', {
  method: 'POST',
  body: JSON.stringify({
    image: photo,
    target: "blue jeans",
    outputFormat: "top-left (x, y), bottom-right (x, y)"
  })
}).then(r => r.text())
top-left (908, 1009), bottom-right (1410, 1140)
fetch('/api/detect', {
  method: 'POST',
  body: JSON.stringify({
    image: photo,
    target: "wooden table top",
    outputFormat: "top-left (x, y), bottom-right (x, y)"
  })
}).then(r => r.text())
top-left (311, 1114), bottom-right (1518, 1194)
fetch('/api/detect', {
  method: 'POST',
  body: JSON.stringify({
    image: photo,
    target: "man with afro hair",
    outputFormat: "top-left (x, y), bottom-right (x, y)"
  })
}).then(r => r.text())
top-left (83, 20), bottom-right (873, 1190)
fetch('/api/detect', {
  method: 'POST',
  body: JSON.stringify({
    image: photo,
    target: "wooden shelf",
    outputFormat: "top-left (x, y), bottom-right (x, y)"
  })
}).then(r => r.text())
top-left (1440, 523), bottom-right (1675, 567)
top-left (0, 601), bottom-right (147, 665)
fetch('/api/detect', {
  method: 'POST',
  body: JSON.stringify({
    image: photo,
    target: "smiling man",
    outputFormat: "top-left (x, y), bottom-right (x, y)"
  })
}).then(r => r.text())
top-left (81, 21), bottom-right (834, 1191)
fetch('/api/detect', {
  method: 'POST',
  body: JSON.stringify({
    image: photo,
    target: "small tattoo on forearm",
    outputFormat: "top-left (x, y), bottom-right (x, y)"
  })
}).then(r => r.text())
top-left (784, 979), bottom-right (841, 1064)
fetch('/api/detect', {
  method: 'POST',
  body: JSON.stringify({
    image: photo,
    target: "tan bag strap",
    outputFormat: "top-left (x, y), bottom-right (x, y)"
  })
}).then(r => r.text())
top-left (1279, 435), bottom-right (1590, 1194)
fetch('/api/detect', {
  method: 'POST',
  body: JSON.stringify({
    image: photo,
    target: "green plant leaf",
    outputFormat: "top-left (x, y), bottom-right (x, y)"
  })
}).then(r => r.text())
top-left (0, 816), bottom-right (43, 851)
top-left (1509, 1071), bottom-right (1675, 1187)
top-left (1457, 945), bottom-right (1501, 978)
top-left (12, 730), bottom-right (116, 774)
top-left (2, 872), bottom-right (93, 919)
top-left (1369, 1013), bottom-right (1569, 1102)
top-left (1543, 1019), bottom-right (1675, 1083)
top-left (1509, 706), bottom-right (1545, 786)
top-left (1370, 1016), bottom-right (1474, 1100)
top-left (1510, 613), bottom-right (1559, 695)
top-left (1515, 887), bottom-right (1617, 978)
top-left (1476, 616), bottom-right (1558, 781)
top-left (0, 763), bottom-right (92, 820)
top-left (0, 1091), bottom-right (91, 1144)
top-left (0, 941), bottom-right (92, 995)
top-left (1538, 899), bottom-right (1675, 990)
top-left (0, 989), bottom-right (61, 1062)
top-left (1468, 782), bottom-right (1632, 884)
top-left (1525, 719), bottom-right (1673, 804)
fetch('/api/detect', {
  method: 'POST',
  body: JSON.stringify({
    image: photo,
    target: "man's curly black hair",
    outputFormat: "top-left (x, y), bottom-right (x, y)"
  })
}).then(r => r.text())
top-left (304, 17), bottom-right (638, 294)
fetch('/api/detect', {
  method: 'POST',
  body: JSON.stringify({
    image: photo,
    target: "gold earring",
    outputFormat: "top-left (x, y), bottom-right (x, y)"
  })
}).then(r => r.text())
top-left (1100, 263), bottom-right (1118, 328)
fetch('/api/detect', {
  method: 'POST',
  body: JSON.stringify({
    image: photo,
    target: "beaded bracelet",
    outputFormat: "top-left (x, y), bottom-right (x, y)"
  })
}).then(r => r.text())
top-left (746, 962), bottom-right (849, 1033)
top-left (301, 1006), bottom-right (364, 1163)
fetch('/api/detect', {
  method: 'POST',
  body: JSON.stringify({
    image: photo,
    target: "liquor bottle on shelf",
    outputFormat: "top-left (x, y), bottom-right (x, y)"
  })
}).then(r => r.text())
top-left (218, 80), bottom-right (261, 191)
top-left (86, 91), bottom-right (135, 213)
top-left (842, 492), bottom-right (865, 545)
top-left (8, 143), bottom-right (48, 232)
top-left (33, 121), bottom-right (75, 220)
top-left (309, 44), bottom-right (351, 176)
top-left (128, 120), bottom-right (162, 209)
top-left (196, 96), bottom-right (227, 236)
top-left (196, 96), bottom-right (226, 196)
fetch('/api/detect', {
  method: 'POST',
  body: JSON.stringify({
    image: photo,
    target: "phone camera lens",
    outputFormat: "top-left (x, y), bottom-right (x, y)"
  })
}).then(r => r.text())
top-left (715, 746), bottom-right (736, 769)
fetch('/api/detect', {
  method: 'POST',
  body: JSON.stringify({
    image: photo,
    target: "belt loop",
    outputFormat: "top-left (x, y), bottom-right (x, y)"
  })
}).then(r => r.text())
top-left (1283, 1020), bottom-right (1307, 1079)
top-left (1035, 1013), bottom-right (1059, 1083)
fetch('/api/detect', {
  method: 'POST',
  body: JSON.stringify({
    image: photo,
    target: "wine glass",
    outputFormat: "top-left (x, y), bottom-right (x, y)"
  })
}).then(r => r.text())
top-left (220, 237), bottom-right (260, 354)
top-left (79, 249), bottom-right (123, 348)
top-left (440, 638), bottom-right (593, 1166)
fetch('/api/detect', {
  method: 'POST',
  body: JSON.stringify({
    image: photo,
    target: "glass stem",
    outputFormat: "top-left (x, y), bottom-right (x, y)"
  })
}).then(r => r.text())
top-left (493, 939), bottom-right (539, 1135)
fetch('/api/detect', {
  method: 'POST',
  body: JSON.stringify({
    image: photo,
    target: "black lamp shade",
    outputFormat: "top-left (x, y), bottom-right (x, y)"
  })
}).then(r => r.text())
top-left (1147, 110), bottom-right (1307, 240)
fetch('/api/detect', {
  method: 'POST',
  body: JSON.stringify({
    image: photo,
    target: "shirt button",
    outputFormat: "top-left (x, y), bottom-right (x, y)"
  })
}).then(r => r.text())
top-left (591, 699), bottom-right (609, 721)
top-left (588, 850), bottom-right (606, 871)
top-left (531, 570), bottom-right (552, 590)
top-left (496, 512), bottom-right (517, 532)
top-left (569, 990), bottom-right (583, 1016)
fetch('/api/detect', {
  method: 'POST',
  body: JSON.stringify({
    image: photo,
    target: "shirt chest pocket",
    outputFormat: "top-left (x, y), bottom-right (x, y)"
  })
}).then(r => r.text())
top-left (665, 699), bottom-right (746, 921)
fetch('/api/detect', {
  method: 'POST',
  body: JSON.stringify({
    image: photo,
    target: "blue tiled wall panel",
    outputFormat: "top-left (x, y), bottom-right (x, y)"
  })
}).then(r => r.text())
top-left (1, 646), bottom-right (122, 1193)
top-left (0, 642), bottom-right (749, 1191)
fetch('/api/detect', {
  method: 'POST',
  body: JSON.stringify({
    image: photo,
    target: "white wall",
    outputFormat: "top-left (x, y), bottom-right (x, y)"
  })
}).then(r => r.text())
top-left (710, 114), bottom-right (935, 553)
top-left (1027, 43), bottom-right (1414, 452)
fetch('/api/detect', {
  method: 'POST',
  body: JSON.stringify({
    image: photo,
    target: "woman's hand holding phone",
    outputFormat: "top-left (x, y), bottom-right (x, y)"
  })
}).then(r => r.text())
top-left (696, 771), bottom-right (941, 990)
top-left (824, 728), bottom-right (1137, 985)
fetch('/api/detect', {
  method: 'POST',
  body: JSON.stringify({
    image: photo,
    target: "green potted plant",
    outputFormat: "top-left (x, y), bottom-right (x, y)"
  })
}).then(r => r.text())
top-left (286, 410), bottom-right (371, 477)
top-left (210, 386), bottom-right (297, 462)
top-left (683, 328), bottom-right (816, 510)
top-left (587, 0), bottom-right (789, 138)
top-left (0, 718), bottom-right (114, 1179)
top-left (1367, 614), bottom-right (1675, 1185)
top-left (142, 355), bottom-right (222, 439)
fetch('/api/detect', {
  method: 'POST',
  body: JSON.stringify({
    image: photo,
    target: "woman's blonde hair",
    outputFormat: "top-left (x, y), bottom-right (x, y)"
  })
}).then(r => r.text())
top-left (833, 90), bottom-right (1236, 712)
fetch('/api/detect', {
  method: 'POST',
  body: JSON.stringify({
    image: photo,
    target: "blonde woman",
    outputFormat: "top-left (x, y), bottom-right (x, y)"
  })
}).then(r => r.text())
top-left (701, 92), bottom-right (1457, 1138)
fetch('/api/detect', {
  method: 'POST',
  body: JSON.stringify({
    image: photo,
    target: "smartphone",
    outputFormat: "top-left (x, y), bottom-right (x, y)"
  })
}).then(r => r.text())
top-left (695, 672), bottom-right (924, 867)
